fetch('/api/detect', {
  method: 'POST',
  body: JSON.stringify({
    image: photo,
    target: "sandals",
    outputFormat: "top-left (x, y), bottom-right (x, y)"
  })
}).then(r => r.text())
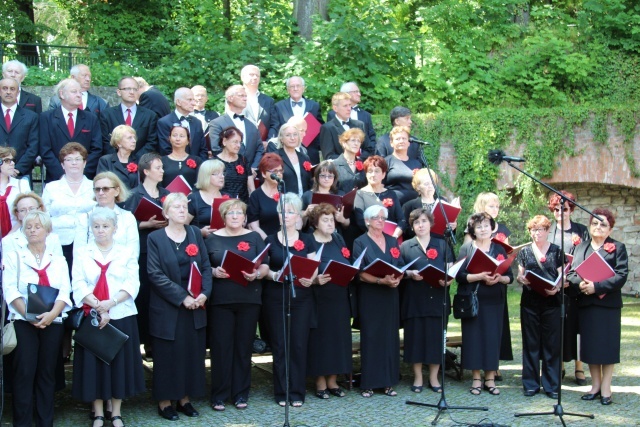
top-left (483, 379), bottom-right (500, 395)
top-left (277, 401), bottom-right (287, 407)
top-left (315, 389), bottom-right (330, 399)
top-left (110, 415), bottom-right (125, 427)
top-left (411, 385), bottom-right (423, 393)
top-left (361, 389), bottom-right (374, 398)
top-left (92, 416), bottom-right (105, 427)
top-left (328, 387), bottom-right (346, 397)
top-left (469, 378), bottom-right (482, 395)
top-left (575, 370), bottom-right (587, 386)
top-left (211, 401), bottom-right (226, 412)
top-left (234, 398), bottom-right (248, 410)
top-left (290, 401), bottom-right (303, 407)
top-left (428, 381), bottom-right (443, 393)
top-left (383, 387), bottom-right (397, 396)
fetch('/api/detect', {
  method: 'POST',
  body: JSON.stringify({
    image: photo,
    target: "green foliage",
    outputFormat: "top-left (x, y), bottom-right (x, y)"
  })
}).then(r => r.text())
top-left (580, 0), bottom-right (640, 53)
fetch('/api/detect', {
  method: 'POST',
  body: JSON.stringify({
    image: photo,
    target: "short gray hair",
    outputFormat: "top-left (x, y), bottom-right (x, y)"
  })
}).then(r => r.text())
top-left (286, 76), bottom-right (305, 88)
top-left (22, 211), bottom-right (53, 234)
top-left (363, 205), bottom-right (388, 222)
top-left (90, 206), bottom-right (118, 227)
top-left (2, 60), bottom-right (27, 76)
top-left (340, 82), bottom-right (357, 92)
top-left (276, 193), bottom-right (303, 215)
top-left (54, 78), bottom-right (80, 98)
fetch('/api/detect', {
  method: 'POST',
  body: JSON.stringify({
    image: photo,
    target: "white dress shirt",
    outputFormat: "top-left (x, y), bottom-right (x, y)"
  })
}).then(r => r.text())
top-left (227, 111), bottom-right (247, 145)
top-left (42, 176), bottom-right (95, 246)
top-left (72, 205), bottom-right (140, 260)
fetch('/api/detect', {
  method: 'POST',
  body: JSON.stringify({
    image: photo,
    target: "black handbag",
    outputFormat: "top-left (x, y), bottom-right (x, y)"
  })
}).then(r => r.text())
top-left (64, 307), bottom-right (84, 330)
top-left (453, 284), bottom-right (479, 319)
top-left (73, 310), bottom-right (129, 365)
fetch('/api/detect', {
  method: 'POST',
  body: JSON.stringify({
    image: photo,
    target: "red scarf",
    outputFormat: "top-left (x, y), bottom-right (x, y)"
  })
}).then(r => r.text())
top-left (31, 262), bottom-right (51, 286)
top-left (0, 186), bottom-right (12, 238)
top-left (82, 260), bottom-right (111, 315)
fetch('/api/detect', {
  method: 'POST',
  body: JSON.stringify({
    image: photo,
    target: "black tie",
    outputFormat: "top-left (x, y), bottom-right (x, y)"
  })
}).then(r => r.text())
top-left (292, 101), bottom-right (303, 107)
top-left (179, 116), bottom-right (187, 121)
top-left (233, 113), bottom-right (245, 121)
top-left (352, 106), bottom-right (360, 112)
top-left (342, 120), bottom-right (350, 127)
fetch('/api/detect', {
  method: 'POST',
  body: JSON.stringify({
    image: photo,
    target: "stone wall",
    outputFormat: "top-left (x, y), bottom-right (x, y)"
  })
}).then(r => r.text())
top-left (24, 85), bottom-right (124, 111)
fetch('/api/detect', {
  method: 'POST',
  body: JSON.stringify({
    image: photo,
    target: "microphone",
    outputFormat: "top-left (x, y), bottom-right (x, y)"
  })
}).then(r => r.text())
top-left (409, 136), bottom-right (430, 146)
top-left (488, 149), bottom-right (526, 165)
top-left (270, 173), bottom-right (283, 182)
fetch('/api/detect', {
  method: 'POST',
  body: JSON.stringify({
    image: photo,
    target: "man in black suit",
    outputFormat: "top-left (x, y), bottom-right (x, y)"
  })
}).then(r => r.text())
top-left (327, 82), bottom-right (376, 154)
top-left (156, 87), bottom-right (208, 160)
top-left (241, 64), bottom-right (274, 147)
top-left (40, 78), bottom-right (102, 181)
top-left (100, 76), bottom-right (158, 159)
top-left (48, 64), bottom-right (109, 117)
top-left (2, 60), bottom-right (42, 113)
top-left (0, 78), bottom-right (39, 178)
top-left (191, 85), bottom-right (219, 131)
top-left (320, 92), bottom-right (367, 161)
top-left (269, 76), bottom-right (324, 164)
top-left (135, 77), bottom-right (171, 118)
top-left (208, 85), bottom-right (263, 171)
top-left (376, 106), bottom-right (422, 159)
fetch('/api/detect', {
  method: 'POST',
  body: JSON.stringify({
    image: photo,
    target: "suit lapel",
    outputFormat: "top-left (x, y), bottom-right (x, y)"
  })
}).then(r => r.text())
top-left (9, 107), bottom-right (25, 131)
top-left (279, 148), bottom-right (295, 173)
top-left (53, 108), bottom-right (72, 139)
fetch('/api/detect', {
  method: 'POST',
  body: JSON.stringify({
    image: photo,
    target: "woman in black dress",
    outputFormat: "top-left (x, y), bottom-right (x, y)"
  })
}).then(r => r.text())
top-left (123, 153), bottom-right (169, 357)
top-left (353, 155), bottom-right (406, 239)
top-left (401, 208), bottom-right (453, 394)
top-left (333, 128), bottom-right (367, 194)
top-left (352, 205), bottom-right (403, 398)
top-left (516, 215), bottom-right (563, 398)
top-left (215, 126), bottom-right (253, 203)
top-left (71, 207), bottom-right (145, 427)
top-left (263, 193), bottom-right (318, 407)
top-left (206, 200), bottom-right (269, 411)
top-left (97, 125), bottom-right (139, 191)
top-left (247, 153), bottom-right (284, 239)
top-left (161, 125), bottom-right (202, 189)
top-left (188, 159), bottom-right (227, 237)
top-left (456, 212), bottom-right (513, 396)
top-left (384, 125), bottom-right (425, 205)
top-left (301, 161), bottom-right (348, 231)
top-left (547, 190), bottom-right (589, 385)
top-left (147, 193), bottom-right (212, 421)
top-left (567, 208), bottom-right (628, 405)
top-left (274, 123), bottom-right (313, 197)
top-left (307, 203), bottom-right (352, 399)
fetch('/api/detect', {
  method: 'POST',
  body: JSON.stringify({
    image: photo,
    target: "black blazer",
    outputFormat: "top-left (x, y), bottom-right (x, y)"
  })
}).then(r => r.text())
top-left (49, 91), bottom-right (109, 117)
top-left (100, 104), bottom-right (159, 160)
top-left (567, 237), bottom-right (628, 309)
top-left (318, 117), bottom-right (365, 160)
top-left (96, 153), bottom-right (140, 190)
top-left (18, 89), bottom-right (43, 114)
top-left (277, 147), bottom-right (312, 196)
top-left (157, 112), bottom-right (208, 161)
top-left (138, 86), bottom-right (171, 118)
top-left (39, 107), bottom-right (102, 180)
top-left (208, 114), bottom-right (264, 169)
top-left (147, 225), bottom-right (212, 340)
top-left (0, 105), bottom-right (39, 177)
top-left (328, 107), bottom-right (376, 159)
top-left (243, 92), bottom-right (275, 136)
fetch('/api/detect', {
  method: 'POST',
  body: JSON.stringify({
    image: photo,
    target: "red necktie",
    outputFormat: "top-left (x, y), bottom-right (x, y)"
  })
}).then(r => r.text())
top-left (67, 112), bottom-right (74, 137)
top-left (0, 186), bottom-right (12, 238)
top-left (31, 262), bottom-right (52, 286)
top-left (83, 260), bottom-right (111, 314)
top-left (125, 108), bottom-right (132, 126)
top-left (79, 101), bottom-right (84, 111)
top-left (4, 108), bottom-right (10, 132)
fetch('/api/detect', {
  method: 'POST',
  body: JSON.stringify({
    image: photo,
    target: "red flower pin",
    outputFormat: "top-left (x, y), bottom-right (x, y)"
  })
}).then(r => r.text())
top-left (382, 198), bottom-right (393, 207)
top-left (126, 162), bottom-right (138, 173)
top-left (496, 254), bottom-right (505, 261)
top-left (236, 164), bottom-right (245, 174)
top-left (293, 240), bottom-right (305, 251)
top-left (237, 241), bottom-right (250, 251)
top-left (390, 247), bottom-right (400, 258)
top-left (303, 161), bottom-right (312, 171)
top-left (603, 242), bottom-right (616, 253)
top-left (186, 159), bottom-right (197, 169)
top-left (185, 244), bottom-right (199, 256)
top-left (572, 235), bottom-right (581, 246)
top-left (160, 196), bottom-right (167, 204)
top-left (341, 247), bottom-right (350, 258)
top-left (272, 192), bottom-right (280, 202)
top-left (539, 256), bottom-right (547, 263)
top-left (495, 232), bottom-right (506, 242)
top-left (355, 160), bottom-right (363, 171)
top-left (426, 248), bottom-right (438, 259)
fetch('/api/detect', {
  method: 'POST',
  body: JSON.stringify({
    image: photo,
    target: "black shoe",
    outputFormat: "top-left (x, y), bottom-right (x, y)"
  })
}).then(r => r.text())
top-left (601, 395), bottom-right (612, 405)
top-left (158, 405), bottom-right (179, 421)
top-left (581, 391), bottom-right (601, 401)
top-left (546, 391), bottom-right (559, 399)
top-left (575, 370), bottom-right (587, 386)
top-left (176, 402), bottom-right (199, 417)
top-left (523, 389), bottom-right (539, 397)
top-left (494, 371), bottom-right (503, 382)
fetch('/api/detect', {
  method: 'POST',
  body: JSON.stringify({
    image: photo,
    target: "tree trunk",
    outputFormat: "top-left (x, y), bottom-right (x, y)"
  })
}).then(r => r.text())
top-left (13, 0), bottom-right (39, 64)
top-left (223, 0), bottom-right (232, 41)
top-left (295, 0), bottom-right (329, 40)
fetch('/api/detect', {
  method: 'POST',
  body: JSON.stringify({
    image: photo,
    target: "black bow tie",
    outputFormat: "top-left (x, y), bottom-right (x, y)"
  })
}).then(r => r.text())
top-left (194, 110), bottom-right (205, 115)
top-left (233, 113), bottom-right (245, 121)
top-left (179, 115), bottom-right (189, 122)
top-left (342, 120), bottom-right (350, 127)
top-left (352, 106), bottom-right (360, 111)
top-left (292, 101), bottom-right (303, 107)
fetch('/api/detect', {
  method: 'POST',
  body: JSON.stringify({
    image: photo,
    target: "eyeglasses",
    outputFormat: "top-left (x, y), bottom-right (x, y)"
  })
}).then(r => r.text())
top-left (530, 228), bottom-right (548, 234)
top-left (118, 87), bottom-right (138, 92)
top-left (64, 157), bottom-right (84, 163)
top-left (554, 207), bottom-right (569, 212)
top-left (370, 216), bottom-right (387, 221)
top-left (93, 186), bottom-right (115, 193)
top-left (89, 309), bottom-right (100, 327)
top-left (590, 221), bottom-right (610, 228)
top-left (18, 206), bottom-right (39, 214)
top-left (318, 174), bottom-right (334, 180)
top-left (288, 85), bottom-right (304, 89)
top-left (1, 158), bottom-right (15, 164)
top-left (225, 210), bottom-right (244, 216)
top-left (267, 169), bottom-right (284, 175)
top-left (282, 133), bottom-right (299, 138)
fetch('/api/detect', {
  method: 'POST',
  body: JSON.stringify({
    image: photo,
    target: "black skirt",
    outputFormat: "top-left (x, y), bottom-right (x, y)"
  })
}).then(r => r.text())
top-left (461, 302), bottom-right (504, 371)
top-left (579, 305), bottom-right (621, 365)
top-left (403, 316), bottom-right (446, 365)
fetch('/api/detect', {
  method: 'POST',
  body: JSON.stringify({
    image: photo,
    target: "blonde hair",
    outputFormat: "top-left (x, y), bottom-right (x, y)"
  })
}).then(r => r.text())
top-left (93, 171), bottom-right (130, 203)
top-left (110, 125), bottom-right (137, 150)
top-left (412, 168), bottom-right (439, 191)
top-left (473, 192), bottom-right (500, 214)
top-left (195, 159), bottom-right (225, 190)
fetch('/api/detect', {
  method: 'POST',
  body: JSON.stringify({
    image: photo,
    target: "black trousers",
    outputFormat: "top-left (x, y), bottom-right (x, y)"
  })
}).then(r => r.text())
top-left (520, 304), bottom-right (562, 392)
top-left (209, 303), bottom-right (261, 403)
top-left (12, 320), bottom-right (64, 427)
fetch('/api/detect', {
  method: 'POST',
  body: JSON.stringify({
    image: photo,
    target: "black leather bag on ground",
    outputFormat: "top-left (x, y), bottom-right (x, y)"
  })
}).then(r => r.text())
top-left (452, 284), bottom-right (479, 319)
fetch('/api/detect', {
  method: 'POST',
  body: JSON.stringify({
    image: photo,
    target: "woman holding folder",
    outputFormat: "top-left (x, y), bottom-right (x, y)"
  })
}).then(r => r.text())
top-left (71, 207), bottom-right (145, 427)
top-left (161, 124), bottom-right (202, 189)
top-left (301, 161), bottom-right (349, 230)
top-left (401, 208), bottom-right (453, 394)
top-left (187, 159), bottom-right (227, 237)
top-left (567, 208), bottom-right (628, 405)
top-left (206, 199), bottom-right (269, 411)
top-left (515, 215), bottom-right (563, 398)
top-left (147, 193), bottom-right (212, 421)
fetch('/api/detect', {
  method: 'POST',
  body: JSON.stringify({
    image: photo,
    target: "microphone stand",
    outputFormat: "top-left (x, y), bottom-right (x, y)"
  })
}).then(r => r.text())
top-left (406, 157), bottom-right (488, 425)
top-left (498, 160), bottom-right (596, 425)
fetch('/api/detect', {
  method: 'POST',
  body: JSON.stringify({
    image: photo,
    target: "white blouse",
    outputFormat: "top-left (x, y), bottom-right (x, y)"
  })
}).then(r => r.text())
top-left (0, 177), bottom-right (31, 230)
top-left (42, 176), bottom-right (95, 246)
top-left (2, 246), bottom-right (72, 321)
top-left (72, 205), bottom-right (140, 260)
top-left (71, 243), bottom-right (139, 320)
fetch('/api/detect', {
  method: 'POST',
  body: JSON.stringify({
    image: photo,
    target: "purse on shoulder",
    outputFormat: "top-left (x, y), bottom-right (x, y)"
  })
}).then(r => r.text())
top-left (453, 283), bottom-right (479, 319)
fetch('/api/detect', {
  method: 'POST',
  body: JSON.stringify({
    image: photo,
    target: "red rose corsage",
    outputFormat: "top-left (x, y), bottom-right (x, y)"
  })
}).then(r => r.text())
top-left (355, 160), bottom-right (363, 171)
top-left (390, 247), bottom-right (400, 258)
top-left (426, 248), bottom-right (438, 259)
top-left (126, 162), bottom-right (138, 173)
top-left (185, 244), bottom-right (199, 256)
top-left (303, 161), bottom-right (312, 171)
top-left (236, 164), bottom-right (245, 174)
top-left (494, 232), bottom-right (506, 242)
top-left (496, 253), bottom-right (505, 261)
top-left (539, 256), bottom-right (547, 263)
top-left (603, 242), bottom-right (616, 253)
top-left (272, 192), bottom-right (280, 202)
top-left (293, 240), bottom-right (305, 251)
top-left (572, 235), bottom-right (581, 246)
top-left (186, 159), bottom-right (197, 169)
top-left (160, 196), bottom-right (167, 204)
top-left (341, 247), bottom-right (350, 258)
top-left (237, 241), bottom-right (250, 251)
top-left (382, 198), bottom-right (393, 207)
